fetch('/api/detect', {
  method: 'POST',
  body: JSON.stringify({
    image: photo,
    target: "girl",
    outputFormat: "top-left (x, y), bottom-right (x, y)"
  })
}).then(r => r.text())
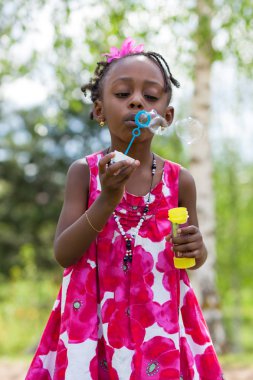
top-left (26, 38), bottom-right (224, 379)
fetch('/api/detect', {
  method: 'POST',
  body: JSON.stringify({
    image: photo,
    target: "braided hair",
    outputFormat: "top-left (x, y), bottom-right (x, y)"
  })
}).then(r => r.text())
top-left (81, 52), bottom-right (180, 119)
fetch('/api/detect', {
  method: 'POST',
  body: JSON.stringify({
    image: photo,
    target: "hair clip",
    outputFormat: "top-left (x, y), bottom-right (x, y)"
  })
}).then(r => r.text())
top-left (102, 37), bottom-right (144, 63)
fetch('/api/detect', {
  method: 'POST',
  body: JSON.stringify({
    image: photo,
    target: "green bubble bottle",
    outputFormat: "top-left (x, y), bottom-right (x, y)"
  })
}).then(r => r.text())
top-left (168, 207), bottom-right (196, 269)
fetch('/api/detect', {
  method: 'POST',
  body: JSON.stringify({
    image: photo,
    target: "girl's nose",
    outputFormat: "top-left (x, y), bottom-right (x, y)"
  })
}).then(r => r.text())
top-left (128, 93), bottom-right (144, 109)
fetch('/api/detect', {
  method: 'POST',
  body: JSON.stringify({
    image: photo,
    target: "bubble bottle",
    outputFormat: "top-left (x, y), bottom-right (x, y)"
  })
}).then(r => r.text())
top-left (168, 207), bottom-right (196, 269)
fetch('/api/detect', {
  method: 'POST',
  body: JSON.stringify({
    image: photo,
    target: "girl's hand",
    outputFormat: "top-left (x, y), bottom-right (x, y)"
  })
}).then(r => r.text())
top-left (166, 225), bottom-right (207, 268)
top-left (99, 152), bottom-right (140, 207)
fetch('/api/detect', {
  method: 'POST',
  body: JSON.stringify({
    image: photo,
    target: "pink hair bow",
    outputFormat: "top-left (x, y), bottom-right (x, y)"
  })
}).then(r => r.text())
top-left (103, 37), bottom-right (144, 63)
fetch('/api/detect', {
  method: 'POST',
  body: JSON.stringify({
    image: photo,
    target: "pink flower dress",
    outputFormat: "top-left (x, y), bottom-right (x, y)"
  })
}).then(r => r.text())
top-left (26, 151), bottom-right (224, 380)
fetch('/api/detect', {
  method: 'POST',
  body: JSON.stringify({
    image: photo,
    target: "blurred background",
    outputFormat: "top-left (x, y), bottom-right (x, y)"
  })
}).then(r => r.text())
top-left (0, 0), bottom-right (253, 379)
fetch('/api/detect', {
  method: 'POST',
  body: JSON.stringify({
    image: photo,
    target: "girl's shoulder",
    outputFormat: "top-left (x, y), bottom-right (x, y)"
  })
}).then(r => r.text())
top-left (65, 157), bottom-right (90, 196)
top-left (67, 148), bottom-right (103, 179)
top-left (66, 150), bottom-right (104, 193)
top-left (179, 166), bottom-right (195, 190)
top-left (178, 166), bottom-right (197, 208)
top-left (67, 156), bottom-right (89, 176)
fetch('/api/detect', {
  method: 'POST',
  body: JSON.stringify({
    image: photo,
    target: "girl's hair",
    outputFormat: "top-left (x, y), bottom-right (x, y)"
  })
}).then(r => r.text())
top-left (81, 51), bottom-right (180, 119)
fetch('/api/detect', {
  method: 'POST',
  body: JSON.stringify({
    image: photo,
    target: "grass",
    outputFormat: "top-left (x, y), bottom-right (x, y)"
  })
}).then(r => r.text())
top-left (0, 276), bottom-right (59, 356)
top-left (219, 352), bottom-right (253, 369)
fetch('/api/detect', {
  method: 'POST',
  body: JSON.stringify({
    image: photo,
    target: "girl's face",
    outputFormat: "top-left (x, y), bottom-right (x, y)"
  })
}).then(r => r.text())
top-left (94, 55), bottom-right (174, 145)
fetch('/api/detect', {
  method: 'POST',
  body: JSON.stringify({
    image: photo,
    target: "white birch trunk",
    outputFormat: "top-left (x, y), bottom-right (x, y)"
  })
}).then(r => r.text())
top-left (188, 0), bottom-right (226, 353)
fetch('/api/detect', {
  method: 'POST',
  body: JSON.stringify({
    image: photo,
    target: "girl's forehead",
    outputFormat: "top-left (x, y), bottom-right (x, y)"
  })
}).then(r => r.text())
top-left (104, 55), bottom-right (165, 85)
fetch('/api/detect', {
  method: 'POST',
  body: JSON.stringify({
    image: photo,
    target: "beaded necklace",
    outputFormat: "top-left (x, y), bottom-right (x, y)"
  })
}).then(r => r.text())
top-left (113, 153), bottom-right (157, 271)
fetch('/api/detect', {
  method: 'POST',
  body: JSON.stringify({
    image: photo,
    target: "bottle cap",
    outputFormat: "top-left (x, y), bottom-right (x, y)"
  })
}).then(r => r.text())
top-left (168, 207), bottom-right (188, 224)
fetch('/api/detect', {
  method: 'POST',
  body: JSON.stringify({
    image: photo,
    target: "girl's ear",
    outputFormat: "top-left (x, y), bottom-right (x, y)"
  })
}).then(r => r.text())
top-left (165, 106), bottom-right (174, 126)
top-left (93, 100), bottom-right (105, 122)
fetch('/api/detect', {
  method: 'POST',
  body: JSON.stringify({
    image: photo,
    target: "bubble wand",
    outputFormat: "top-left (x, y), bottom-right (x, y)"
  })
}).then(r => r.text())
top-left (112, 110), bottom-right (167, 163)
top-left (124, 111), bottom-right (151, 155)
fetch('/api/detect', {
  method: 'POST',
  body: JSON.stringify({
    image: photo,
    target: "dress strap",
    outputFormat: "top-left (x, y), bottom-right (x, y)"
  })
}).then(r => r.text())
top-left (85, 150), bottom-right (103, 207)
top-left (163, 160), bottom-right (181, 209)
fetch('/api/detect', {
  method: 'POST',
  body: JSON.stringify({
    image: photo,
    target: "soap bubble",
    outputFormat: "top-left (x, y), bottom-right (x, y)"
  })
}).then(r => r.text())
top-left (149, 113), bottom-right (170, 136)
top-left (174, 117), bottom-right (203, 144)
top-left (135, 109), bottom-right (170, 136)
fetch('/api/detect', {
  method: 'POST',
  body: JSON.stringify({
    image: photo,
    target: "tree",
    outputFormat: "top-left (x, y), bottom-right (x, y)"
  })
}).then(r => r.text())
top-left (187, 0), bottom-right (252, 352)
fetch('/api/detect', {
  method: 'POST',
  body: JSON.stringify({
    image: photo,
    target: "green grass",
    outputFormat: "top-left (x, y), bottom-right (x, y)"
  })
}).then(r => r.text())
top-left (0, 277), bottom-right (59, 356)
top-left (219, 287), bottom-right (253, 354)
top-left (219, 352), bottom-right (253, 368)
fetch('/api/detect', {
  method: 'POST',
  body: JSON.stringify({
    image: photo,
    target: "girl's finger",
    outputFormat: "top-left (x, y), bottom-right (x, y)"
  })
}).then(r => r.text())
top-left (165, 234), bottom-right (171, 241)
top-left (106, 160), bottom-right (139, 177)
top-left (172, 242), bottom-right (200, 253)
top-left (110, 166), bottom-right (136, 185)
top-left (99, 152), bottom-right (116, 174)
top-left (177, 225), bottom-right (198, 235)
top-left (172, 235), bottom-right (197, 246)
top-left (176, 250), bottom-right (200, 259)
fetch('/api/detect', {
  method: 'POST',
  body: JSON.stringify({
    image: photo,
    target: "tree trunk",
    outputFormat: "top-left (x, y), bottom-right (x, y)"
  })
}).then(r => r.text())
top-left (188, 0), bottom-right (226, 353)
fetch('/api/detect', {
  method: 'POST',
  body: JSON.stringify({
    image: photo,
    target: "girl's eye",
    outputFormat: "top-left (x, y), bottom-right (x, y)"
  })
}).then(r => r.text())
top-left (115, 93), bottom-right (129, 98)
top-left (145, 95), bottom-right (158, 101)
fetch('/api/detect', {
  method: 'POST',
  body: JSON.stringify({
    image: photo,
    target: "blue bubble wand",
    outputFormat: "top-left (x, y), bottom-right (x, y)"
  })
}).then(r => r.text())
top-left (124, 110), bottom-right (151, 155)
top-left (111, 109), bottom-right (168, 163)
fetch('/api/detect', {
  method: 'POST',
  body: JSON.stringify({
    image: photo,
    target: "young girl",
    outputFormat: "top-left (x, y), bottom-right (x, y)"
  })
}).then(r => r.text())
top-left (26, 38), bottom-right (224, 380)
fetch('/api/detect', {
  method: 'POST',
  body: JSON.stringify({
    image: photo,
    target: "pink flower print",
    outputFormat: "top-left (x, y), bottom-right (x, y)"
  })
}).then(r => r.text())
top-left (98, 237), bottom-right (154, 303)
top-left (131, 245), bottom-right (154, 277)
top-left (25, 291), bottom-right (62, 379)
top-left (25, 364), bottom-right (51, 380)
top-left (138, 192), bottom-right (171, 243)
top-left (90, 337), bottom-right (119, 380)
top-left (130, 336), bottom-right (180, 379)
top-left (53, 338), bottom-right (68, 379)
top-left (181, 288), bottom-right (210, 345)
top-left (180, 337), bottom-right (195, 379)
top-left (35, 291), bottom-right (62, 356)
top-left (144, 271), bottom-right (154, 287)
top-left (63, 266), bottom-right (73, 276)
top-left (129, 247), bottom-right (155, 304)
top-left (97, 237), bottom-right (129, 298)
top-left (63, 293), bottom-right (98, 343)
top-left (140, 216), bottom-right (166, 243)
top-left (156, 245), bottom-right (175, 273)
top-left (60, 266), bottom-right (98, 343)
top-left (161, 267), bottom-right (179, 297)
top-left (180, 269), bottom-right (191, 287)
top-left (102, 299), bottom-right (155, 350)
top-left (130, 302), bottom-right (155, 328)
top-left (153, 299), bottom-right (179, 335)
top-left (195, 346), bottom-right (223, 380)
top-left (130, 247), bottom-right (154, 298)
top-left (150, 268), bottom-right (179, 334)
top-left (130, 278), bottom-right (154, 304)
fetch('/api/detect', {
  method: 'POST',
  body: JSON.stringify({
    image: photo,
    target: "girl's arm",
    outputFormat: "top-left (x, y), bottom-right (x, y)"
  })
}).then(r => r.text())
top-left (174, 167), bottom-right (207, 269)
top-left (54, 153), bottom-right (139, 268)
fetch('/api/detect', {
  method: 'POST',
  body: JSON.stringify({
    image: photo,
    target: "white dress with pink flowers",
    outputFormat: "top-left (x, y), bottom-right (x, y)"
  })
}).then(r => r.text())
top-left (25, 151), bottom-right (224, 380)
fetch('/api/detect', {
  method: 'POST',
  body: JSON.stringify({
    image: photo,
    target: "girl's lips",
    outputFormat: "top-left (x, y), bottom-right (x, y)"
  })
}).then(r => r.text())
top-left (124, 113), bottom-right (138, 123)
top-left (124, 120), bottom-right (137, 127)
